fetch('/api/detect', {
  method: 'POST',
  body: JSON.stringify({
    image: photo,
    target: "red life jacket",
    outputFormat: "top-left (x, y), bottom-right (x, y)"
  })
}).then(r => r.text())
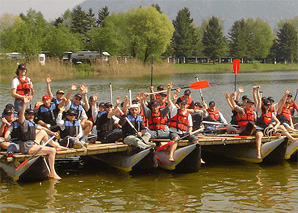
top-left (261, 110), bottom-right (273, 124)
top-left (236, 108), bottom-right (256, 128)
top-left (179, 96), bottom-right (193, 109)
top-left (288, 102), bottom-right (298, 116)
top-left (277, 107), bottom-right (291, 123)
top-left (0, 118), bottom-right (16, 137)
top-left (169, 109), bottom-right (189, 131)
top-left (148, 111), bottom-right (167, 130)
top-left (270, 105), bottom-right (275, 113)
top-left (16, 76), bottom-right (30, 96)
top-left (206, 108), bottom-right (220, 121)
top-left (139, 108), bottom-right (147, 127)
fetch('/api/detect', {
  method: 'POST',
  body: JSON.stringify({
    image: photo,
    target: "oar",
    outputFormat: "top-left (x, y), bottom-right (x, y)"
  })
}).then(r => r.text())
top-left (151, 55), bottom-right (154, 87)
top-left (156, 127), bottom-right (204, 152)
top-left (233, 59), bottom-right (240, 91)
top-left (109, 83), bottom-right (113, 105)
top-left (294, 90), bottom-right (298, 102)
top-left (195, 77), bottom-right (204, 101)
top-left (148, 81), bottom-right (210, 95)
top-left (12, 136), bottom-right (55, 174)
top-left (202, 120), bottom-right (238, 127)
top-left (129, 89), bottom-right (132, 106)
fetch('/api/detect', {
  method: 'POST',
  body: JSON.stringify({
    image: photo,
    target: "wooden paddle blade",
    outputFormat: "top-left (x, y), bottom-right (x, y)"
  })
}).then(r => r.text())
top-left (189, 80), bottom-right (209, 90)
top-left (233, 59), bottom-right (240, 75)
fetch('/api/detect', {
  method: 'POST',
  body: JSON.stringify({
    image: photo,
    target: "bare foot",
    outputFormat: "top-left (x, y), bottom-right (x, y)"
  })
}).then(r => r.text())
top-left (169, 156), bottom-right (175, 162)
top-left (257, 154), bottom-right (262, 159)
top-left (49, 174), bottom-right (61, 180)
top-left (201, 159), bottom-right (205, 164)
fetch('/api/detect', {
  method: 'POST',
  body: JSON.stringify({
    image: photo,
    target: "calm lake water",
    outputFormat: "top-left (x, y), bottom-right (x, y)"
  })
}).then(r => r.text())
top-left (0, 70), bottom-right (298, 212)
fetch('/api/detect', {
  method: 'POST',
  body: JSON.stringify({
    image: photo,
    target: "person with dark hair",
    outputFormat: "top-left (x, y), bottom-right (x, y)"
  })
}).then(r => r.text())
top-left (286, 92), bottom-right (298, 116)
top-left (11, 64), bottom-right (34, 112)
top-left (0, 108), bottom-right (18, 152)
top-left (202, 101), bottom-right (228, 132)
top-left (176, 89), bottom-right (195, 113)
top-left (46, 75), bottom-right (65, 106)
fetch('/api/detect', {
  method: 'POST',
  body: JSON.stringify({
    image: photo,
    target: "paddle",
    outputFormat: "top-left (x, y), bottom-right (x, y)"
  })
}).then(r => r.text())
top-left (202, 120), bottom-right (238, 127)
top-left (151, 55), bottom-right (154, 86)
top-left (195, 77), bottom-right (204, 101)
top-left (233, 59), bottom-right (240, 91)
top-left (109, 83), bottom-right (113, 105)
top-left (12, 136), bottom-right (55, 174)
top-left (156, 127), bottom-right (204, 152)
top-left (129, 89), bottom-right (132, 106)
top-left (148, 81), bottom-right (210, 95)
top-left (294, 90), bottom-right (298, 102)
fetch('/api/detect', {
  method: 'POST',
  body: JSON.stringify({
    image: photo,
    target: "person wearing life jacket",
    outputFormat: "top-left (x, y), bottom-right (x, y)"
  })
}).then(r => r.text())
top-left (56, 107), bottom-right (87, 148)
top-left (203, 101), bottom-right (228, 132)
top-left (36, 94), bottom-right (60, 132)
top-left (286, 92), bottom-right (298, 116)
top-left (257, 99), bottom-right (298, 144)
top-left (176, 89), bottom-right (195, 113)
top-left (167, 83), bottom-right (199, 162)
top-left (267, 96), bottom-right (277, 116)
top-left (11, 64), bottom-right (34, 112)
top-left (0, 108), bottom-right (18, 152)
top-left (277, 89), bottom-right (297, 133)
top-left (91, 95), bottom-right (123, 143)
top-left (46, 75), bottom-right (65, 106)
top-left (141, 93), bottom-right (170, 139)
top-left (132, 99), bottom-right (148, 127)
top-left (121, 102), bottom-right (152, 150)
top-left (192, 102), bottom-right (204, 131)
top-left (7, 96), bottom-right (65, 179)
top-left (230, 92), bottom-right (263, 159)
top-left (64, 83), bottom-right (93, 138)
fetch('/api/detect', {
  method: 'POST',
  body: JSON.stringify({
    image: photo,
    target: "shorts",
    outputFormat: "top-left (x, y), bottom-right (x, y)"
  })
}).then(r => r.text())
top-left (169, 132), bottom-right (198, 143)
top-left (20, 141), bottom-right (35, 154)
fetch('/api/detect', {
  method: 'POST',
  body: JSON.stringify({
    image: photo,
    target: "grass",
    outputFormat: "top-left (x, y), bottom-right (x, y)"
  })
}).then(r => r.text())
top-left (1, 57), bottom-right (297, 82)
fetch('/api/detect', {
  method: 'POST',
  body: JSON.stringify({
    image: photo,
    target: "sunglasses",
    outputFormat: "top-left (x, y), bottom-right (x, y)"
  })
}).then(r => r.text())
top-left (75, 98), bottom-right (82, 101)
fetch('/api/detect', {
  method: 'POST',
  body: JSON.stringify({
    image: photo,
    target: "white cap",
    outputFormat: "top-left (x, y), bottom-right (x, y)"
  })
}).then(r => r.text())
top-left (129, 104), bottom-right (139, 109)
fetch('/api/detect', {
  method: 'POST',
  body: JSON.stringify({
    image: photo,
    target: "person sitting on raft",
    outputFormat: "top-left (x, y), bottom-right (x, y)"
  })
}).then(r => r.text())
top-left (286, 91), bottom-right (298, 116)
top-left (91, 94), bottom-right (123, 143)
top-left (230, 91), bottom-right (263, 159)
top-left (176, 89), bottom-right (195, 113)
top-left (277, 89), bottom-right (298, 133)
top-left (140, 92), bottom-right (170, 139)
top-left (202, 100), bottom-right (228, 133)
top-left (120, 102), bottom-right (152, 151)
top-left (167, 83), bottom-right (199, 162)
top-left (46, 75), bottom-right (65, 106)
top-left (256, 98), bottom-right (297, 144)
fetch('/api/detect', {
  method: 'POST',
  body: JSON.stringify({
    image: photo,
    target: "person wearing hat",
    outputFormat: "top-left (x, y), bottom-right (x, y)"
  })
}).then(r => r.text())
top-left (0, 108), bottom-right (18, 151)
top-left (46, 75), bottom-right (65, 106)
top-left (121, 100), bottom-right (152, 150)
top-left (230, 92), bottom-right (262, 159)
top-left (63, 83), bottom-right (93, 138)
top-left (11, 64), bottom-right (34, 112)
top-left (167, 83), bottom-right (199, 162)
top-left (277, 89), bottom-right (298, 133)
top-left (267, 96), bottom-right (277, 115)
top-left (286, 92), bottom-right (298, 116)
top-left (192, 102), bottom-right (204, 131)
top-left (140, 92), bottom-right (170, 139)
top-left (202, 101), bottom-right (228, 132)
top-left (36, 94), bottom-right (60, 132)
top-left (5, 96), bottom-right (65, 179)
top-left (91, 95), bottom-right (123, 143)
top-left (176, 89), bottom-right (195, 113)
top-left (56, 106), bottom-right (88, 148)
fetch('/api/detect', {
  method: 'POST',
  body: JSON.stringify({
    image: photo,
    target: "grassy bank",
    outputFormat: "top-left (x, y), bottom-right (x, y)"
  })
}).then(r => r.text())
top-left (1, 57), bottom-right (297, 82)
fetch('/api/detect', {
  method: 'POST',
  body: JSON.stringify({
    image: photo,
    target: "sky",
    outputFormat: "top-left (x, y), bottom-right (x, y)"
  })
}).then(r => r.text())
top-left (0, 0), bottom-right (84, 21)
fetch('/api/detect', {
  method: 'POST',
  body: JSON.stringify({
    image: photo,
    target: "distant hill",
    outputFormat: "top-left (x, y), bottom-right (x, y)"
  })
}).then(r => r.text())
top-left (76, 0), bottom-right (297, 34)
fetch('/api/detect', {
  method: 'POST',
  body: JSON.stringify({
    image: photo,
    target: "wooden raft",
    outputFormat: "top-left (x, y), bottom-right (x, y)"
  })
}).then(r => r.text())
top-left (0, 135), bottom-right (285, 163)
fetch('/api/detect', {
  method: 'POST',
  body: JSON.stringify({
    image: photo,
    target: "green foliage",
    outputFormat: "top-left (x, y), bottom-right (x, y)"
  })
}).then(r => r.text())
top-left (97, 6), bottom-right (110, 27)
top-left (172, 8), bottom-right (198, 59)
top-left (202, 16), bottom-right (226, 64)
top-left (71, 6), bottom-right (87, 34)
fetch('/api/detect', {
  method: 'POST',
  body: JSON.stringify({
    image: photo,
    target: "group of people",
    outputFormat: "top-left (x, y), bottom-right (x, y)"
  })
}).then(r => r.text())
top-left (0, 64), bottom-right (298, 179)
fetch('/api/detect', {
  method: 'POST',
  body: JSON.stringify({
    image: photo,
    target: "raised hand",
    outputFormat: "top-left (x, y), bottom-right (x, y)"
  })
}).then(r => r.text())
top-left (71, 83), bottom-right (77, 91)
top-left (115, 96), bottom-right (121, 106)
top-left (225, 92), bottom-right (229, 99)
top-left (46, 75), bottom-right (52, 84)
top-left (238, 87), bottom-right (244, 93)
top-left (93, 93), bottom-right (98, 102)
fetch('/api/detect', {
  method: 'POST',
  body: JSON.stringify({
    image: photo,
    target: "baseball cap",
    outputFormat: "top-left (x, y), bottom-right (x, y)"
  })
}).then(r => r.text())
top-left (42, 94), bottom-right (51, 101)
top-left (5, 104), bottom-right (14, 110)
top-left (268, 97), bottom-right (274, 102)
top-left (242, 95), bottom-right (248, 101)
top-left (17, 64), bottom-right (26, 70)
top-left (105, 102), bottom-right (113, 107)
top-left (157, 85), bottom-right (164, 90)
top-left (74, 94), bottom-right (82, 99)
top-left (4, 109), bottom-right (13, 115)
top-left (288, 93), bottom-right (293, 97)
top-left (159, 92), bottom-right (167, 96)
top-left (247, 99), bottom-right (254, 104)
top-left (56, 89), bottom-right (65, 94)
top-left (180, 99), bottom-right (188, 105)
top-left (132, 99), bottom-right (139, 104)
top-left (129, 104), bottom-right (139, 109)
top-left (66, 108), bottom-right (77, 116)
top-left (263, 99), bottom-right (270, 106)
top-left (194, 102), bottom-right (202, 108)
top-left (151, 100), bottom-right (161, 106)
top-left (98, 102), bottom-right (105, 107)
top-left (209, 101), bottom-right (215, 107)
top-left (184, 89), bottom-right (191, 95)
top-left (25, 109), bottom-right (34, 114)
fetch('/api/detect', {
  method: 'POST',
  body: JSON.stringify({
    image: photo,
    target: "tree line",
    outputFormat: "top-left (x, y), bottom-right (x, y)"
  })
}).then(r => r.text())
top-left (0, 5), bottom-right (297, 64)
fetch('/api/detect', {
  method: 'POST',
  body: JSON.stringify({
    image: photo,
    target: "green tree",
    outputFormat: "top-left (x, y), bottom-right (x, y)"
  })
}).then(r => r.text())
top-left (151, 4), bottom-right (162, 13)
top-left (275, 22), bottom-right (298, 63)
top-left (97, 6), bottom-right (110, 27)
top-left (202, 16), bottom-right (226, 64)
top-left (86, 8), bottom-right (96, 31)
top-left (71, 6), bottom-right (87, 34)
top-left (228, 18), bottom-right (249, 59)
top-left (172, 7), bottom-right (198, 62)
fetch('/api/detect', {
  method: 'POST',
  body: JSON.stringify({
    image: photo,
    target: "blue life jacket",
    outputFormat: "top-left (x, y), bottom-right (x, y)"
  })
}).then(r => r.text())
top-left (60, 119), bottom-right (80, 139)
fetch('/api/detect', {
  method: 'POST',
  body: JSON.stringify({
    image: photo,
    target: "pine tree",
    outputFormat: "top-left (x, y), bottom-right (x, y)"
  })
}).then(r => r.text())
top-left (71, 6), bottom-right (87, 34)
top-left (97, 6), bottom-right (110, 27)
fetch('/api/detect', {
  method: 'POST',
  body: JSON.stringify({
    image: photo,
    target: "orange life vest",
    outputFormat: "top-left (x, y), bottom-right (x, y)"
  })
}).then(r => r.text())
top-left (288, 102), bottom-right (298, 116)
top-left (148, 111), bottom-right (167, 130)
top-left (16, 76), bottom-right (30, 96)
top-left (179, 96), bottom-right (193, 109)
top-left (270, 105), bottom-right (275, 113)
top-left (236, 108), bottom-right (256, 128)
top-left (169, 109), bottom-right (189, 131)
top-left (277, 107), bottom-right (291, 123)
top-left (206, 108), bottom-right (220, 121)
top-left (139, 108), bottom-right (147, 127)
top-left (261, 110), bottom-right (273, 124)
